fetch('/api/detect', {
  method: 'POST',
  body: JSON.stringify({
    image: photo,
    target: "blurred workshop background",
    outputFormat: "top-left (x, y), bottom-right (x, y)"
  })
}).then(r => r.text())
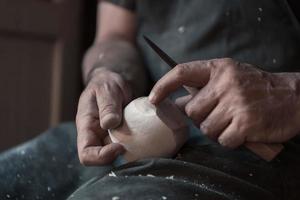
top-left (0, 0), bottom-right (98, 152)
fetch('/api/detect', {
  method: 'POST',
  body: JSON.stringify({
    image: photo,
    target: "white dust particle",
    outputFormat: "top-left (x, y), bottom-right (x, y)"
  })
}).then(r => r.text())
top-left (112, 196), bottom-right (120, 200)
top-left (47, 186), bottom-right (52, 192)
top-left (67, 164), bottom-right (74, 169)
top-left (272, 58), bottom-right (277, 64)
top-left (147, 174), bottom-right (155, 177)
top-left (20, 150), bottom-right (26, 155)
top-left (194, 193), bottom-right (199, 197)
top-left (6, 194), bottom-right (11, 198)
top-left (166, 175), bottom-right (174, 180)
top-left (162, 196), bottom-right (167, 200)
top-left (177, 26), bottom-right (185, 34)
top-left (108, 171), bottom-right (117, 177)
top-left (257, 17), bottom-right (262, 22)
top-left (249, 173), bottom-right (253, 177)
top-left (258, 7), bottom-right (263, 12)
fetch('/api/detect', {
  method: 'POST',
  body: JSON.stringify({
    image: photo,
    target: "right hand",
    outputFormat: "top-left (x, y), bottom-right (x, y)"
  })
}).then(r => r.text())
top-left (76, 68), bottom-right (132, 165)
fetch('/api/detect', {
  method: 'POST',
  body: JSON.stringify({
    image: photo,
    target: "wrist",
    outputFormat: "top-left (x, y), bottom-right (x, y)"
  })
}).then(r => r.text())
top-left (278, 72), bottom-right (300, 135)
top-left (85, 66), bottom-right (112, 85)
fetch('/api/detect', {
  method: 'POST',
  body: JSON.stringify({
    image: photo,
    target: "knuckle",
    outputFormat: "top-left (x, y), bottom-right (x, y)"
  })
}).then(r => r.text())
top-left (221, 57), bottom-right (235, 66)
top-left (111, 73), bottom-right (124, 84)
top-left (98, 82), bottom-right (110, 92)
top-left (99, 103), bottom-right (117, 116)
top-left (84, 84), bottom-right (98, 97)
top-left (236, 114), bottom-right (252, 133)
top-left (241, 112), bottom-right (253, 124)
top-left (217, 58), bottom-right (238, 73)
top-left (200, 123), bottom-right (211, 136)
top-left (96, 82), bottom-right (119, 97)
top-left (207, 60), bottom-right (217, 70)
top-left (174, 64), bottom-right (189, 79)
top-left (83, 86), bottom-right (95, 96)
top-left (153, 84), bottom-right (164, 96)
top-left (78, 150), bottom-right (89, 166)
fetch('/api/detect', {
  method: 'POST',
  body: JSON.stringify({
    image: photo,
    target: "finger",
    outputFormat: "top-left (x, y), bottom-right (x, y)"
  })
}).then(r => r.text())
top-left (76, 89), bottom-right (102, 138)
top-left (200, 103), bottom-right (232, 140)
top-left (96, 82), bottom-right (123, 130)
top-left (175, 95), bottom-right (193, 111)
top-left (149, 61), bottom-right (212, 104)
top-left (184, 84), bottom-right (218, 125)
top-left (77, 124), bottom-right (125, 166)
top-left (79, 140), bottom-right (124, 166)
top-left (77, 88), bottom-right (99, 118)
top-left (217, 119), bottom-right (245, 149)
top-left (76, 91), bottom-right (124, 165)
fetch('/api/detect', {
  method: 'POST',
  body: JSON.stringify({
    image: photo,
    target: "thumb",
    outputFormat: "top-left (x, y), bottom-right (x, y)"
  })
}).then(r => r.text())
top-left (96, 83), bottom-right (123, 130)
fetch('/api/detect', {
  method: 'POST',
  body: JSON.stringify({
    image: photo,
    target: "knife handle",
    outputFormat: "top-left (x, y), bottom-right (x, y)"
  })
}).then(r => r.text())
top-left (244, 142), bottom-right (283, 161)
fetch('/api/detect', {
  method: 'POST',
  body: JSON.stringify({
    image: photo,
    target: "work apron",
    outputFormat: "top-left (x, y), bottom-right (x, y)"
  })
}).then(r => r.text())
top-left (136, 0), bottom-right (300, 145)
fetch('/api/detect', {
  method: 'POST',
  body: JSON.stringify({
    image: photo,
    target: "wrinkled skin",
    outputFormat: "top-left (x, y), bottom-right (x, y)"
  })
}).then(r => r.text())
top-left (76, 68), bottom-right (132, 165)
top-left (150, 58), bottom-right (300, 148)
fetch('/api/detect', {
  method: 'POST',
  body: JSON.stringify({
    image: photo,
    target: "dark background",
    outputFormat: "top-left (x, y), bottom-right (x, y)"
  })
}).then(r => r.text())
top-left (0, 0), bottom-right (97, 152)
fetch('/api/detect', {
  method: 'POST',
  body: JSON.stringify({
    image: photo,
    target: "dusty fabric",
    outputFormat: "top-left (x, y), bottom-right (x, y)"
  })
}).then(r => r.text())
top-left (68, 139), bottom-right (300, 200)
top-left (0, 123), bottom-right (112, 200)
top-left (1, 123), bottom-right (300, 200)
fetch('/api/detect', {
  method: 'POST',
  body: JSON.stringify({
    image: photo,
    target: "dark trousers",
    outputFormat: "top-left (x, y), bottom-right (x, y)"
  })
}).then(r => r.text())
top-left (1, 123), bottom-right (300, 200)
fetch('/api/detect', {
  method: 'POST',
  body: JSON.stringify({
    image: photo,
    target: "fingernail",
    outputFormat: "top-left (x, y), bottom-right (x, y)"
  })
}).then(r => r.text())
top-left (148, 92), bottom-right (156, 104)
top-left (218, 136), bottom-right (228, 147)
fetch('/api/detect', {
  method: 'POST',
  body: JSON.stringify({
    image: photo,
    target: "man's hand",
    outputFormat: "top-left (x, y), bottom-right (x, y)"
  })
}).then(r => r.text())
top-left (76, 68), bottom-right (132, 165)
top-left (149, 58), bottom-right (300, 148)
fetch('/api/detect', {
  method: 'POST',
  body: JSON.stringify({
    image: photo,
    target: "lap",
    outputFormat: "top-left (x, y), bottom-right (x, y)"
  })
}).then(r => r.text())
top-left (0, 122), bottom-right (111, 200)
top-left (69, 138), bottom-right (300, 200)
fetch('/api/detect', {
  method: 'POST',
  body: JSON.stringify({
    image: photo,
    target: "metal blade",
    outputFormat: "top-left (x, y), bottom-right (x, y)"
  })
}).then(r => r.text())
top-left (143, 35), bottom-right (178, 68)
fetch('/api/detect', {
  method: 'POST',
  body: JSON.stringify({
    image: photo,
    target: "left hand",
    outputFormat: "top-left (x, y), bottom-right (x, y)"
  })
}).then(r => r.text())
top-left (149, 58), bottom-right (300, 148)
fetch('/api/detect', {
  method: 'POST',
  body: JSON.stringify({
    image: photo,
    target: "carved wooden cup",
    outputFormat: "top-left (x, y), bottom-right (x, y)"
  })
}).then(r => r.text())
top-left (109, 97), bottom-right (188, 162)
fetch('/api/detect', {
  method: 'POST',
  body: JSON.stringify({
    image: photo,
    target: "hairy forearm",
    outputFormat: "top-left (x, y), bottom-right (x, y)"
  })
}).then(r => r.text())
top-left (83, 39), bottom-right (149, 97)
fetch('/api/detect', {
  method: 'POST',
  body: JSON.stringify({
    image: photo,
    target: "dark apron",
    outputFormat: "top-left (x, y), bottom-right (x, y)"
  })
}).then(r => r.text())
top-left (135, 0), bottom-right (300, 146)
top-left (137, 0), bottom-right (300, 79)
